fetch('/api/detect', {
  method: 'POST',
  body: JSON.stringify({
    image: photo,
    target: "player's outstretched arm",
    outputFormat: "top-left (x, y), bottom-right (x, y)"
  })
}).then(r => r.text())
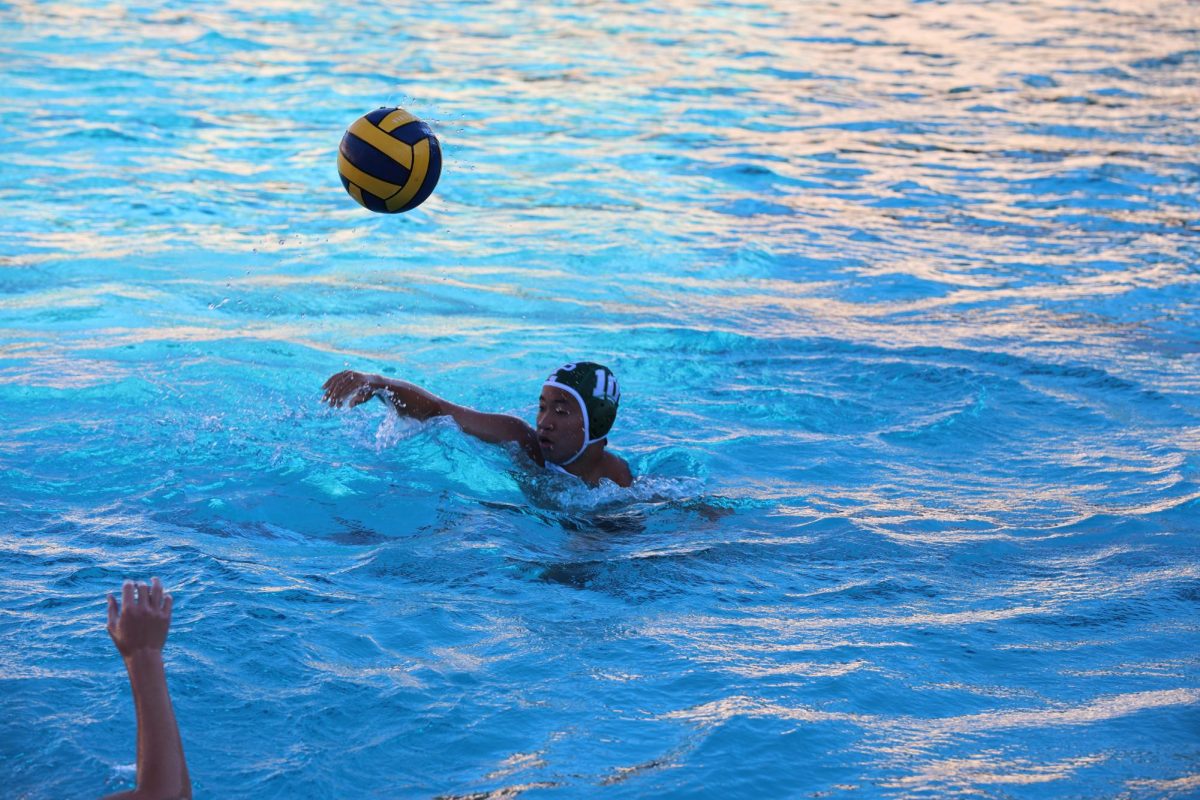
top-left (322, 370), bottom-right (542, 463)
top-left (102, 578), bottom-right (192, 800)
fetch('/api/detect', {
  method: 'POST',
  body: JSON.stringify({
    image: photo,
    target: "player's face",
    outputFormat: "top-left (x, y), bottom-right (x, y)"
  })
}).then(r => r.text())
top-left (536, 386), bottom-right (585, 464)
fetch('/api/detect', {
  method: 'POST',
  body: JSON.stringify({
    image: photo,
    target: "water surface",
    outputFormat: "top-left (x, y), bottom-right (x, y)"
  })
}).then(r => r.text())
top-left (1, 0), bottom-right (1198, 797)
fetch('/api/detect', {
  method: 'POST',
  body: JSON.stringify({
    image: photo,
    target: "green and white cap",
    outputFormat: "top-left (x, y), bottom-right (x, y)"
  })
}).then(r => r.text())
top-left (544, 362), bottom-right (621, 464)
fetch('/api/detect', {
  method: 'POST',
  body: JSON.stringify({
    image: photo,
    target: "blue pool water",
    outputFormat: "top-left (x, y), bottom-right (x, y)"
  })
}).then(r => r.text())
top-left (2, 0), bottom-right (1199, 797)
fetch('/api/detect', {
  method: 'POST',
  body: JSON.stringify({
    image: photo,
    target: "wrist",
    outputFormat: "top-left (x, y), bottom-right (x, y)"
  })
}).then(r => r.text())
top-left (122, 648), bottom-right (166, 671)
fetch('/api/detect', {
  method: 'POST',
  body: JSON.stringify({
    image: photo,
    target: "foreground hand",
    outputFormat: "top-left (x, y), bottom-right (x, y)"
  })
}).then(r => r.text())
top-left (322, 370), bottom-right (383, 408)
top-left (107, 578), bottom-right (172, 658)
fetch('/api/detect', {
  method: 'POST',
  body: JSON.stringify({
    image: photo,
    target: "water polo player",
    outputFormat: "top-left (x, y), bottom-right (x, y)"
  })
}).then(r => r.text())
top-left (322, 362), bottom-right (633, 488)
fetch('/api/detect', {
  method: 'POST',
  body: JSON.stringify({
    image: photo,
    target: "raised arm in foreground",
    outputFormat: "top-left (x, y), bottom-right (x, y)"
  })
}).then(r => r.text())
top-left (101, 578), bottom-right (191, 800)
top-left (322, 370), bottom-right (542, 463)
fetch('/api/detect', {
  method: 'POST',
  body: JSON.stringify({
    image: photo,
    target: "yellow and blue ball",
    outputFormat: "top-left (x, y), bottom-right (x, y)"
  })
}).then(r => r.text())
top-left (337, 107), bottom-right (442, 214)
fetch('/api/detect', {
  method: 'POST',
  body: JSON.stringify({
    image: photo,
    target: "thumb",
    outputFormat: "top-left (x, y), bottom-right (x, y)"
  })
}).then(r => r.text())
top-left (106, 594), bottom-right (118, 632)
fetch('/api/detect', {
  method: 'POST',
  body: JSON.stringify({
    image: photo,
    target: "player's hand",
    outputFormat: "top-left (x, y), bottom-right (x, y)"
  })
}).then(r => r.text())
top-left (107, 578), bottom-right (172, 658)
top-left (322, 370), bottom-right (382, 408)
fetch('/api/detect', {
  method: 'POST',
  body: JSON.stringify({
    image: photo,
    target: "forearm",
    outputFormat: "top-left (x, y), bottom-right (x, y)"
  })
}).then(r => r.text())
top-left (124, 651), bottom-right (191, 800)
top-left (351, 373), bottom-right (536, 456)
top-left (368, 376), bottom-right (448, 420)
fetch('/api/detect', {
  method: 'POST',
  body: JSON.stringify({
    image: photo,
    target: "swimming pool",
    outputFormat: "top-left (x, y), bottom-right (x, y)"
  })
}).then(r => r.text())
top-left (1, 0), bottom-right (1198, 796)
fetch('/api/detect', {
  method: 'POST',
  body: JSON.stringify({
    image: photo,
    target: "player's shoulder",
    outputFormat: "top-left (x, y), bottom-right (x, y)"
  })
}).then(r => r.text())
top-left (501, 415), bottom-right (542, 465)
top-left (604, 452), bottom-right (633, 488)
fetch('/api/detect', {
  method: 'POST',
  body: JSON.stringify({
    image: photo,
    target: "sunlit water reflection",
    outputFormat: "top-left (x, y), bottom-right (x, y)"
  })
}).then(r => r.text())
top-left (1, 0), bottom-right (1197, 797)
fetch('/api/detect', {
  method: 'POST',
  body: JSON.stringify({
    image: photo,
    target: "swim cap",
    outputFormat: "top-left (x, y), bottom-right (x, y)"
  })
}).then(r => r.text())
top-left (543, 362), bottom-right (621, 464)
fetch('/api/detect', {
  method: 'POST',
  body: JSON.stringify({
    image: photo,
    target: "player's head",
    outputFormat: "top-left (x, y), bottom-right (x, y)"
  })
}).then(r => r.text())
top-left (538, 362), bottom-right (620, 465)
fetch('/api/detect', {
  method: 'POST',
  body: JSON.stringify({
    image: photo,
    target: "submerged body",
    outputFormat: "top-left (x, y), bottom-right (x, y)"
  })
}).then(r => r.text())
top-left (322, 363), bottom-right (632, 488)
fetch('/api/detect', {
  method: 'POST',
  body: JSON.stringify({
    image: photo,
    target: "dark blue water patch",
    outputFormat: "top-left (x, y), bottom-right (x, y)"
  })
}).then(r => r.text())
top-left (529, 555), bottom-right (696, 601)
top-left (806, 163), bottom-right (874, 184)
top-left (1029, 210), bottom-right (1193, 234)
top-left (1091, 86), bottom-right (1146, 99)
top-left (1129, 49), bottom-right (1200, 70)
top-left (718, 66), bottom-right (850, 84)
top-left (916, 347), bottom-right (1182, 412)
top-left (1011, 172), bottom-right (1164, 206)
top-left (662, 715), bottom-right (866, 798)
top-left (812, 119), bottom-right (947, 135)
top-left (867, 180), bottom-right (969, 209)
top-left (1016, 595), bottom-right (1167, 633)
top-left (712, 198), bottom-right (793, 217)
top-left (1020, 122), bottom-right (1155, 143)
top-left (993, 146), bottom-right (1076, 165)
top-left (59, 125), bottom-right (145, 142)
top-left (1019, 73), bottom-right (1059, 88)
top-left (701, 161), bottom-right (818, 192)
top-left (649, 84), bottom-right (754, 103)
top-left (933, 211), bottom-right (1054, 238)
top-left (487, 491), bottom-right (739, 542)
top-left (1024, 506), bottom-right (1200, 546)
top-left (787, 34), bottom-right (892, 47)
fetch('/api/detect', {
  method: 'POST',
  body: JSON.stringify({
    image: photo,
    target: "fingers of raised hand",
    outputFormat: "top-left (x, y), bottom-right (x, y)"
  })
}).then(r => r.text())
top-left (321, 371), bottom-right (346, 396)
top-left (322, 371), bottom-right (354, 406)
top-left (323, 371), bottom-right (373, 408)
top-left (109, 580), bottom-right (174, 655)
